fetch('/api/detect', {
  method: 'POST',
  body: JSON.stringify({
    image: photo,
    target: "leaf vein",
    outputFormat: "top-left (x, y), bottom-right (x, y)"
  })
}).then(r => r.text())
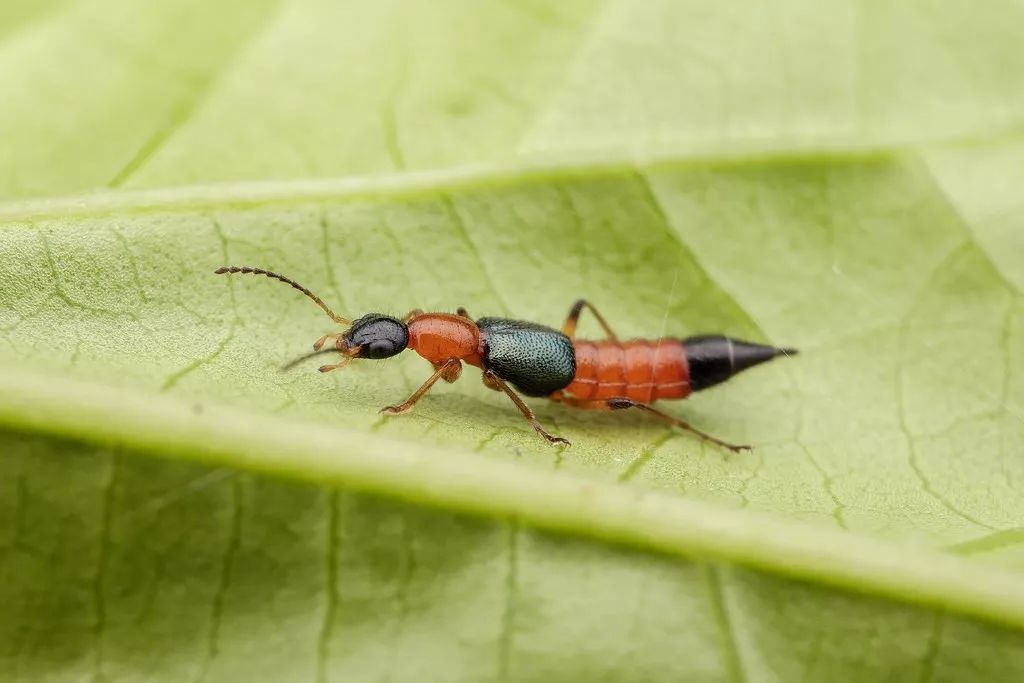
top-left (37, 227), bottom-right (138, 319)
top-left (899, 381), bottom-right (993, 530)
top-left (316, 490), bottom-right (340, 683)
top-left (704, 564), bottom-right (746, 683)
top-left (440, 194), bottom-right (512, 314)
top-left (107, 0), bottom-right (285, 188)
top-left (796, 442), bottom-right (848, 530)
top-left (91, 452), bottom-right (117, 683)
top-left (617, 430), bottom-right (674, 483)
top-left (498, 520), bottom-right (519, 683)
top-left (194, 473), bottom-right (242, 683)
top-left (632, 171), bottom-right (768, 337)
top-left (918, 611), bottom-right (945, 683)
top-left (915, 154), bottom-right (1022, 297)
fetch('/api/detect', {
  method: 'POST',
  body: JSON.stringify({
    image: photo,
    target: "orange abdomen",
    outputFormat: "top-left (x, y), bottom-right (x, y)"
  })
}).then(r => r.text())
top-left (565, 339), bottom-right (691, 402)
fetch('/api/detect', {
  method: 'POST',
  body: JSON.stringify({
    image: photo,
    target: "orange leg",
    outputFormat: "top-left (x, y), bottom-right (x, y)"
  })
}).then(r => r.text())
top-left (313, 332), bottom-right (344, 351)
top-left (433, 359), bottom-right (463, 383)
top-left (380, 358), bottom-right (461, 415)
top-left (562, 299), bottom-right (619, 342)
top-left (550, 393), bottom-right (750, 453)
top-left (485, 370), bottom-right (570, 446)
top-left (318, 356), bottom-right (354, 374)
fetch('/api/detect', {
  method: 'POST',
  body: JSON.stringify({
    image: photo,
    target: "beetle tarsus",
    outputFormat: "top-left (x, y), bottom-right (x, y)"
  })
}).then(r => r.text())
top-left (541, 432), bottom-right (571, 447)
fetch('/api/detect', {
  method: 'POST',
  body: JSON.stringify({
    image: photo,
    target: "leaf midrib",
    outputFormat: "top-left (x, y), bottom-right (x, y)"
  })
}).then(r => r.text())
top-left (7, 130), bottom-right (1024, 225)
top-left (2, 362), bottom-right (1024, 633)
top-left (0, 148), bottom-right (906, 224)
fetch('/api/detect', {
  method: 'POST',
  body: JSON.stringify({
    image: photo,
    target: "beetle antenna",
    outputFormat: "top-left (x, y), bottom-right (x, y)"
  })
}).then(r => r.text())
top-left (280, 348), bottom-right (339, 372)
top-left (215, 265), bottom-right (351, 325)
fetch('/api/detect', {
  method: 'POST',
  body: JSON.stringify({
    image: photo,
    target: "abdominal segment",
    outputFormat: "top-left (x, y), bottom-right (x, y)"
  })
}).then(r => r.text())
top-left (564, 339), bottom-right (691, 402)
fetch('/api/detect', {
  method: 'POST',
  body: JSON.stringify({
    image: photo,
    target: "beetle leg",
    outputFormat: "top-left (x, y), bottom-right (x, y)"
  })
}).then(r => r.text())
top-left (550, 394), bottom-right (750, 453)
top-left (481, 372), bottom-right (501, 392)
top-left (562, 299), bottom-right (619, 342)
top-left (313, 332), bottom-right (344, 351)
top-left (380, 358), bottom-right (460, 415)
top-left (485, 370), bottom-right (570, 446)
top-left (434, 359), bottom-right (463, 383)
top-left (456, 307), bottom-right (472, 319)
top-left (318, 356), bottom-right (353, 374)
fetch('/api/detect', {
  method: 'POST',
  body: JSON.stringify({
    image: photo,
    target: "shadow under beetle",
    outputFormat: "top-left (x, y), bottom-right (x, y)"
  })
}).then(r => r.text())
top-left (215, 266), bottom-right (796, 452)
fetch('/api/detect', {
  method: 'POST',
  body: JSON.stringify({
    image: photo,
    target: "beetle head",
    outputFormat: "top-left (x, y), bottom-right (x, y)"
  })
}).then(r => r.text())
top-left (336, 314), bottom-right (409, 359)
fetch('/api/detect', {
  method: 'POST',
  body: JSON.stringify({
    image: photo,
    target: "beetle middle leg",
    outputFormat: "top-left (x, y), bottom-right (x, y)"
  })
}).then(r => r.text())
top-left (380, 358), bottom-right (461, 415)
top-left (550, 393), bottom-right (749, 453)
top-left (484, 370), bottom-right (570, 446)
top-left (562, 299), bottom-right (619, 342)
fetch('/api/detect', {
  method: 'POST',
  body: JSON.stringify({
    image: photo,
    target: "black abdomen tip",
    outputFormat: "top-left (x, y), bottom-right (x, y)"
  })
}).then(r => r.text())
top-left (683, 335), bottom-right (797, 391)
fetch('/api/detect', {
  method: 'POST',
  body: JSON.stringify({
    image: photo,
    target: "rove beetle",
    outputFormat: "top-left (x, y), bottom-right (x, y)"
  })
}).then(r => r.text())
top-left (215, 266), bottom-right (796, 452)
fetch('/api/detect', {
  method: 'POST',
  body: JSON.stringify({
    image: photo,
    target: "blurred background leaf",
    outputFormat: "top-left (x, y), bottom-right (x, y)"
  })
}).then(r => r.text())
top-left (2, 0), bottom-right (1024, 681)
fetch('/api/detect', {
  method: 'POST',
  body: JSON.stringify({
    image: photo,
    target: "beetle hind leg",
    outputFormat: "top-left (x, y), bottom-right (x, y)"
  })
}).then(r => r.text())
top-left (562, 299), bottom-right (619, 342)
top-left (550, 394), bottom-right (750, 453)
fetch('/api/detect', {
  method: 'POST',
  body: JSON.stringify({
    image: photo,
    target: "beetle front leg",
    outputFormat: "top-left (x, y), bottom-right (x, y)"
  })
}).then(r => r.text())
top-left (380, 358), bottom-right (461, 415)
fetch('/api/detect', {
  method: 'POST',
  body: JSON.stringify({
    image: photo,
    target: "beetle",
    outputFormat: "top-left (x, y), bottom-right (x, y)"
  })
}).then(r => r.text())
top-left (215, 266), bottom-right (796, 451)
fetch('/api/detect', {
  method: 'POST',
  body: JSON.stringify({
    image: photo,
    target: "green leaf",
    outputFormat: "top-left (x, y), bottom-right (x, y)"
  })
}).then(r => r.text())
top-left (2, 2), bottom-right (1024, 681)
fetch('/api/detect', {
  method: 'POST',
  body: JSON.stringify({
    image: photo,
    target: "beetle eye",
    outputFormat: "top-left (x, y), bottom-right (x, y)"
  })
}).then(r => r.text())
top-left (368, 341), bottom-right (394, 357)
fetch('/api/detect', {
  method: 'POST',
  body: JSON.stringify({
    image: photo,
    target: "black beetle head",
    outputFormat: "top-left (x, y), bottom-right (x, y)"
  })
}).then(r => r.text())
top-left (342, 314), bottom-right (409, 359)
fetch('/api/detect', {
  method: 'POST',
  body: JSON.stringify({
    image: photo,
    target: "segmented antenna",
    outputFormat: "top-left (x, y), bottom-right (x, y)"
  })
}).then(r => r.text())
top-left (214, 266), bottom-right (351, 325)
top-left (279, 347), bottom-right (340, 371)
